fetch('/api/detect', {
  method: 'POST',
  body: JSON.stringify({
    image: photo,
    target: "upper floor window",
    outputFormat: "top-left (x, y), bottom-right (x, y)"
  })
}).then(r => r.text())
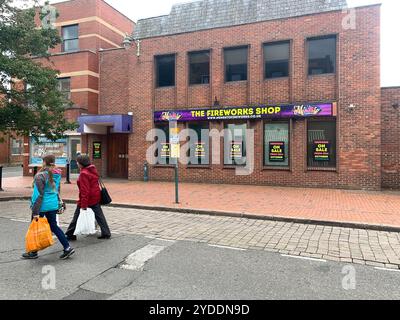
top-left (156, 54), bottom-right (176, 88)
top-left (62, 24), bottom-right (79, 52)
top-left (264, 41), bottom-right (290, 79)
top-left (189, 51), bottom-right (210, 85)
top-left (58, 78), bottom-right (71, 101)
top-left (308, 35), bottom-right (336, 75)
top-left (224, 47), bottom-right (248, 82)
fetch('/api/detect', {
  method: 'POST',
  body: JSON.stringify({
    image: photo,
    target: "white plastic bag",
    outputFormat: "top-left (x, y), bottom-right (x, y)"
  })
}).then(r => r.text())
top-left (74, 208), bottom-right (96, 236)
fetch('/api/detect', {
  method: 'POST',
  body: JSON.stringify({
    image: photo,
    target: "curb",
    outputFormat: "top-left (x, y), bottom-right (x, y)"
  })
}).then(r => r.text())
top-left (2, 196), bottom-right (400, 233)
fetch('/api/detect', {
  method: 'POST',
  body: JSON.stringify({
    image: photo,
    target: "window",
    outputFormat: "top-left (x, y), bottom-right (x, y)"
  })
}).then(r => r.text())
top-left (308, 36), bottom-right (336, 75)
top-left (307, 120), bottom-right (337, 168)
top-left (264, 41), bottom-right (290, 79)
top-left (24, 83), bottom-right (35, 108)
top-left (11, 138), bottom-right (23, 155)
top-left (189, 51), bottom-right (210, 85)
top-left (154, 123), bottom-right (176, 165)
top-left (188, 122), bottom-right (210, 165)
top-left (58, 78), bottom-right (71, 101)
top-left (264, 122), bottom-right (290, 167)
top-left (156, 54), bottom-right (175, 87)
top-left (224, 47), bottom-right (248, 82)
top-left (224, 123), bottom-right (247, 165)
top-left (62, 25), bottom-right (79, 52)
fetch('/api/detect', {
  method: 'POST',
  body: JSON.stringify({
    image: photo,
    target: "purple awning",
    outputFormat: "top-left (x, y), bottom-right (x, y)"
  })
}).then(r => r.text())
top-left (78, 114), bottom-right (133, 134)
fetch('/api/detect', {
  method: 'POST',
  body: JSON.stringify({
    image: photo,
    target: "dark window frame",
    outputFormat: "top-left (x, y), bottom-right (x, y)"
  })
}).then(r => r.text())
top-left (306, 118), bottom-right (337, 170)
top-left (307, 35), bottom-right (337, 76)
top-left (186, 122), bottom-right (211, 166)
top-left (223, 122), bottom-right (248, 166)
top-left (188, 50), bottom-right (211, 86)
top-left (62, 24), bottom-right (79, 53)
top-left (154, 123), bottom-right (175, 166)
top-left (58, 77), bottom-right (71, 102)
top-left (263, 40), bottom-right (291, 80)
top-left (155, 54), bottom-right (176, 88)
top-left (224, 45), bottom-right (249, 83)
top-left (263, 119), bottom-right (291, 169)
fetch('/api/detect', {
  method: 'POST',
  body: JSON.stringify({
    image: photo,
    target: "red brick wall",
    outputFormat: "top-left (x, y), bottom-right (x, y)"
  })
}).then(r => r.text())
top-left (382, 87), bottom-right (400, 189)
top-left (101, 5), bottom-right (382, 190)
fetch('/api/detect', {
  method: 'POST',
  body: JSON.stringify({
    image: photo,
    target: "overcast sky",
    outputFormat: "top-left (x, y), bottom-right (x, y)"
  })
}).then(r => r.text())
top-left (47, 0), bottom-right (399, 86)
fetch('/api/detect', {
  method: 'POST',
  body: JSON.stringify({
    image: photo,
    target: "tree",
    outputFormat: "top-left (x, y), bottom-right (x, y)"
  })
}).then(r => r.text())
top-left (0, 0), bottom-right (77, 141)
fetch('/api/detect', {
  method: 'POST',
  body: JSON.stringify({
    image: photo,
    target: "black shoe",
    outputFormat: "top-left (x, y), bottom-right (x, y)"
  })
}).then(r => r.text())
top-left (60, 248), bottom-right (75, 260)
top-left (67, 235), bottom-right (77, 241)
top-left (97, 235), bottom-right (111, 240)
top-left (22, 252), bottom-right (38, 260)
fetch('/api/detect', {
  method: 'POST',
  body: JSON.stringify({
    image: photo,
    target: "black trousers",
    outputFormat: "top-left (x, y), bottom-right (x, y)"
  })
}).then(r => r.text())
top-left (66, 203), bottom-right (111, 238)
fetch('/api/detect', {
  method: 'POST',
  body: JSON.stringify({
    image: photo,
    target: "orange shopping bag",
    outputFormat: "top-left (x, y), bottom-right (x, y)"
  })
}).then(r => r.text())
top-left (25, 217), bottom-right (55, 253)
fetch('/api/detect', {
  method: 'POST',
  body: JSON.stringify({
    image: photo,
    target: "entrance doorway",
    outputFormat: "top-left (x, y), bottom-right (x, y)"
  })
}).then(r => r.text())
top-left (107, 134), bottom-right (129, 179)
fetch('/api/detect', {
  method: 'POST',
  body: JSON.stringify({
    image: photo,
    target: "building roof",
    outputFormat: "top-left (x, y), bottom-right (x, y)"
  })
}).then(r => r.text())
top-left (133, 0), bottom-right (348, 39)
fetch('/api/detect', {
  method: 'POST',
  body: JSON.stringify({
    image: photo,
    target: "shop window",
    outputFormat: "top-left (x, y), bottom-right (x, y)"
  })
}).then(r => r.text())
top-left (188, 122), bottom-right (210, 165)
top-left (156, 54), bottom-right (176, 87)
top-left (264, 122), bottom-right (290, 167)
top-left (189, 51), bottom-right (210, 85)
top-left (11, 138), bottom-right (23, 155)
top-left (307, 120), bottom-right (337, 168)
top-left (62, 25), bottom-right (79, 52)
top-left (308, 36), bottom-right (336, 75)
top-left (154, 123), bottom-right (177, 165)
top-left (224, 123), bottom-right (247, 165)
top-left (30, 137), bottom-right (68, 166)
top-left (264, 41), bottom-right (290, 79)
top-left (58, 77), bottom-right (71, 102)
top-left (224, 47), bottom-right (248, 82)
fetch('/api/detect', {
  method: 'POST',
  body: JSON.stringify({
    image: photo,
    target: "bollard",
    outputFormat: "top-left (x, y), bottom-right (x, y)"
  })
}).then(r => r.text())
top-left (0, 166), bottom-right (3, 191)
top-left (65, 161), bottom-right (71, 184)
top-left (144, 161), bottom-right (149, 182)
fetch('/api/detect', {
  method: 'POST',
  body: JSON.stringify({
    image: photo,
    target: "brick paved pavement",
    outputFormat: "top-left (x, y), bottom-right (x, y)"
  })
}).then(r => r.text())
top-left (2, 176), bottom-right (400, 229)
top-left (1, 201), bottom-right (400, 269)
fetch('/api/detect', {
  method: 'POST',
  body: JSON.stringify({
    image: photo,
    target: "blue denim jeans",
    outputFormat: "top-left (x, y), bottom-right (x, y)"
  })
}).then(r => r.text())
top-left (39, 211), bottom-right (70, 250)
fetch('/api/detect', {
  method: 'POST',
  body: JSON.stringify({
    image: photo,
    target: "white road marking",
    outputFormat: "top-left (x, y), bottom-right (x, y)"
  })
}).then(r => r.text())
top-left (119, 240), bottom-right (175, 271)
top-left (281, 254), bottom-right (327, 263)
top-left (208, 244), bottom-right (246, 251)
top-left (374, 267), bottom-right (400, 273)
top-left (11, 219), bottom-right (30, 223)
top-left (154, 238), bottom-right (176, 243)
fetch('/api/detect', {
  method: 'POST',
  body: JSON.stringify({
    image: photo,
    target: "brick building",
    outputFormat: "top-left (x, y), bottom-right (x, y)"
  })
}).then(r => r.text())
top-left (16, 0), bottom-right (399, 190)
top-left (20, 0), bottom-right (134, 175)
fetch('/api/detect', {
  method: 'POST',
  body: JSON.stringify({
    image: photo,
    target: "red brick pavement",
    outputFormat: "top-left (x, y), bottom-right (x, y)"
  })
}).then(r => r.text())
top-left (1, 176), bottom-right (400, 228)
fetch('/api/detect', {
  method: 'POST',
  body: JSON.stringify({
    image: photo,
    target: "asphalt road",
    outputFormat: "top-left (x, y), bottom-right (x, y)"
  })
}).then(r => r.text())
top-left (0, 217), bottom-right (400, 300)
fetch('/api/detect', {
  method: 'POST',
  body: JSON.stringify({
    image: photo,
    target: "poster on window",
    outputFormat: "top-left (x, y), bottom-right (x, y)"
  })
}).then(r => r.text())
top-left (160, 143), bottom-right (170, 158)
top-left (230, 141), bottom-right (243, 159)
top-left (313, 140), bottom-right (330, 161)
top-left (195, 143), bottom-right (206, 158)
top-left (30, 137), bottom-right (68, 165)
top-left (269, 142), bottom-right (285, 162)
top-left (93, 142), bottom-right (101, 159)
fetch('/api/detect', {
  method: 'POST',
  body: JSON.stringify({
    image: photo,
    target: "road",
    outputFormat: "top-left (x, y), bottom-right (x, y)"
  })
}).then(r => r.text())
top-left (0, 202), bottom-right (400, 300)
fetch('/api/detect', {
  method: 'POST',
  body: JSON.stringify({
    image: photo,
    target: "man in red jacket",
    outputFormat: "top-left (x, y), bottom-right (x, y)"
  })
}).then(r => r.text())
top-left (65, 155), bottom-right (111, 241)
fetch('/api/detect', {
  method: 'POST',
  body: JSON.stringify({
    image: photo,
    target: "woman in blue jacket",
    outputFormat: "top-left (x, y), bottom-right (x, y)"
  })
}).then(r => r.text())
top-left (22, 155), bottom-right (75, 260)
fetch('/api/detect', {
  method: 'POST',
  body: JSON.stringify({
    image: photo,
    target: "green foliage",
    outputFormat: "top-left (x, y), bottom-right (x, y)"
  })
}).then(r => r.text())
top-left (0, 0), bottom-right (78, 141)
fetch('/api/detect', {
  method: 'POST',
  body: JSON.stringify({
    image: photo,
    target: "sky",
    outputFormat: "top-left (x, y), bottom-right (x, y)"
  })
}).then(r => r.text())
top-left (47, 0), bottom-right (399, 87)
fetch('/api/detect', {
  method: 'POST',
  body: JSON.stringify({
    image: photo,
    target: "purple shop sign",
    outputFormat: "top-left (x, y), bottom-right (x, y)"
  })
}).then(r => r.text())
top-left (154, 103), bottom-right (336, 122)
